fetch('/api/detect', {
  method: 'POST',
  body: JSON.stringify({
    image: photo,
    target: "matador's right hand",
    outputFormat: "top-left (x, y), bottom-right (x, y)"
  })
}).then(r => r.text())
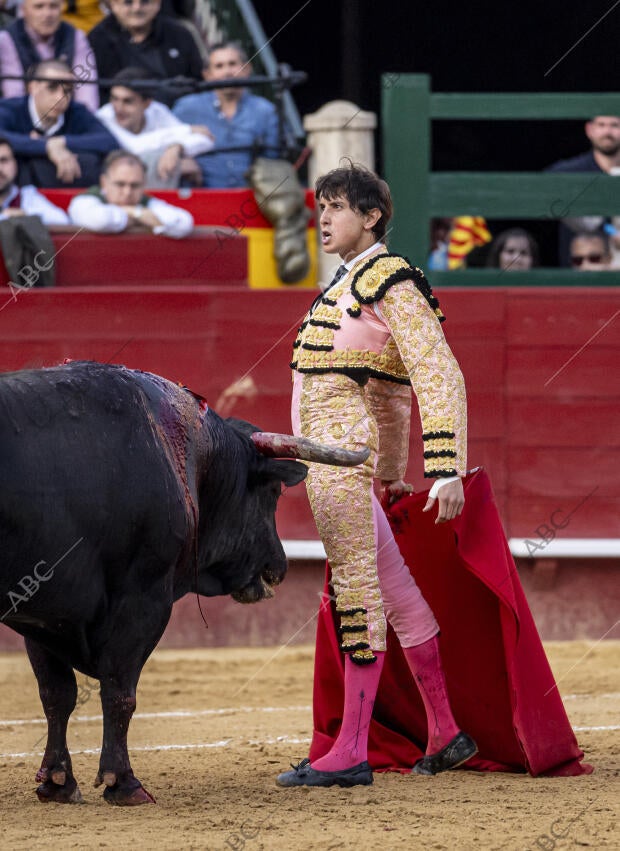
top-left (423, 478), bottom-right (465, 524)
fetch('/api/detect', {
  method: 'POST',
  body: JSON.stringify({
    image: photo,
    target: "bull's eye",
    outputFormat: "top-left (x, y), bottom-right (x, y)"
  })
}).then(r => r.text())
top-left (249, 469), bottom-right (284, 499)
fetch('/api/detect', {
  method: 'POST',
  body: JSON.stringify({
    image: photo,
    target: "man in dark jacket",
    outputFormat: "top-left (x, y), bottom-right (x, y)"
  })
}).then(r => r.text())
top-left (88, 0), bottom-right (203, 108)
top-left (545, 115), bottom-right (620, 266)
top-left (0, 59), bottom-right (117, 187)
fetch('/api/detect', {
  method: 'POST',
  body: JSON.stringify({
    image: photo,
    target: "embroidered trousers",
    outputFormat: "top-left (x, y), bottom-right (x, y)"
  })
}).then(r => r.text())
top-left (293, 372), bottom-right (438, 663)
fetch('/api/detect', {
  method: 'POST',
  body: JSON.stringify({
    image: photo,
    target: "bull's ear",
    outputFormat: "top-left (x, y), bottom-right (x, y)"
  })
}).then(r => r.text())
top-left (271, 459), bottom-right (308, 487)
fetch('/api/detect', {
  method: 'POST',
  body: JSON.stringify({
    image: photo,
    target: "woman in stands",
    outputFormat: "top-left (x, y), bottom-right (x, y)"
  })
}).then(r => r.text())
top-left (485, 227), bottom-right (539, 271)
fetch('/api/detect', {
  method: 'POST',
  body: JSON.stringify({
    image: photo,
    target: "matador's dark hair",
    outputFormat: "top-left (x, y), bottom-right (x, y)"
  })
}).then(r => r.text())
top-left (315, 160), bottom-right (393, 241)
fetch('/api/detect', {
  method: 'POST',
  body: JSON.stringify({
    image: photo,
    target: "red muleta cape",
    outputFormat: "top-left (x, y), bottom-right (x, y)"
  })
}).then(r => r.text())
top-left (309, 468), bottom-right (593, 776)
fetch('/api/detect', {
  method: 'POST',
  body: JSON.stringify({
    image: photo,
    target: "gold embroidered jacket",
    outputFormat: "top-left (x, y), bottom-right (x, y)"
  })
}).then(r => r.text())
top-left (291, 252), bottom-right (467, 478)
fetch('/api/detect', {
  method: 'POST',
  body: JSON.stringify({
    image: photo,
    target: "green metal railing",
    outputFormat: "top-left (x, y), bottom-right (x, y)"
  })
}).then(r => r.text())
top-left (382, 74), bottom-right (620, 285)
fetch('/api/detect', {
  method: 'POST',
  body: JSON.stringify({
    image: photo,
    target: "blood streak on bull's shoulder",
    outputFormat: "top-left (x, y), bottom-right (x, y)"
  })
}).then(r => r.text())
top-left (177, 382), bottom-right (209, 418)
top-left (141, 374), bottom-right (210, 542)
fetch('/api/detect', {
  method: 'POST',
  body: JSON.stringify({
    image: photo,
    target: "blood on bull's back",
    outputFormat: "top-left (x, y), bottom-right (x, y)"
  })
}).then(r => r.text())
top-left (0, 362), bottom-right (192, 638)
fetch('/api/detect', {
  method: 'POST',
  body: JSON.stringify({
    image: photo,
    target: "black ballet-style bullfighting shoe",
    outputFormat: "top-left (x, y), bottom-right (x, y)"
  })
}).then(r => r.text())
top-left (276, 758), bottom-right (373, 788)
top-left (411, 732), bottom-right (478, 775)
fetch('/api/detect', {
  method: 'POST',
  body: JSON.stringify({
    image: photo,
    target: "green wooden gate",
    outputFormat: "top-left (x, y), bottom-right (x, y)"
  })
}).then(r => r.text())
top-left (382, 74), bottom-right (620, 286)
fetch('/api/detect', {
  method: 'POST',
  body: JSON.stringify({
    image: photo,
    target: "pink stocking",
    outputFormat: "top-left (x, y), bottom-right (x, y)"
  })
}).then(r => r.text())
top-left (312, 651), bottom-right (386, 771)
top-left (402, 636), bottom-right (460, 754)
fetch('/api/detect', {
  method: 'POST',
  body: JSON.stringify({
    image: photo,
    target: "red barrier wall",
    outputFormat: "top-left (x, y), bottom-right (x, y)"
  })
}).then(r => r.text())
top-left (0, 285), bottom-right (617, 540)
top-left (0, 229), bottom-right (248, 289)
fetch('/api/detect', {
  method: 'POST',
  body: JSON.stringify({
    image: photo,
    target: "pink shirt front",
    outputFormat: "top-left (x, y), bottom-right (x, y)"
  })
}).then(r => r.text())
top-left (330, 288), bottom-right (391, 356)
top-left (0, 23), bottom-right (99, 111)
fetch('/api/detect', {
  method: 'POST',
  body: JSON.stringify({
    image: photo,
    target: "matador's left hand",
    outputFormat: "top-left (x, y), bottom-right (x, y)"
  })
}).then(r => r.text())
top-left (423, 478), bottom-right (465, 524)
top-left (380, 479), bottom-right (414, 510)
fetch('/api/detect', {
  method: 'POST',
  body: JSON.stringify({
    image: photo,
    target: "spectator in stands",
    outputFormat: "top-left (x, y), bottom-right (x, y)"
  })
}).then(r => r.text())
top-left (0, 0), bottom-right (99, 111)
top-left (0, 135), bottom-right (69, 223)
top-left (0, 59), bottom-right (117, 187)
top-left (485, 228), bottom-right (539, 271)
top-left (569, 232), bottom-right (612, 271)
top-left (68, 149), bottom-right (194, 237)
top-left (87, 0), bottom-right (203, 108)
top-left (428, 217), bottom-right (453, 270)
top-left (62, 0), bottom-right (198, 33)
top-left (546, 115), bottom-right (620, 265)
top-left (172, 41), bottom-right (280, 188)
top-left (96, 67), bottom-right (213, 188)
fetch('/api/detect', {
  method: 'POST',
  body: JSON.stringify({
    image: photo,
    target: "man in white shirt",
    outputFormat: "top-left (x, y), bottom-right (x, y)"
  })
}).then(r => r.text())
top-left (68, 150), bottom-right (194, 238)
top-left (96, 67), bottom-right (213, 188)
top-left (0, 135), bottom-right (69, 225)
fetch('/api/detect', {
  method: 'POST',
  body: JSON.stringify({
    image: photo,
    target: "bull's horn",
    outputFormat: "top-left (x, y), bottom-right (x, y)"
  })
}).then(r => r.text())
top-left (251, 432), bottom-right (370, 467)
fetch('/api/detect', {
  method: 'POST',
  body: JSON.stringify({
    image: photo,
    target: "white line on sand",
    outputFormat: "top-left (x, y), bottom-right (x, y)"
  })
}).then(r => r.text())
top-left (0, 735), bottom-right (312, 760)
top-left (0, 705), bottom-right (312, 727)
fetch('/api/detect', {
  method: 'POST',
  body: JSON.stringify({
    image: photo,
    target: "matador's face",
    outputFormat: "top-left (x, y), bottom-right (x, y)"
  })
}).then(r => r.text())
top-left (318, 194), bottom-right (380, 263)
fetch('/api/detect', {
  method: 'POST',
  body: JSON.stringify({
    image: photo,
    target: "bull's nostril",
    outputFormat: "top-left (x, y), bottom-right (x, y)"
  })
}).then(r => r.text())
top-left (263, 562), bottom-right (286, 586)
top-left (260, 577), bottom-right (274, 598)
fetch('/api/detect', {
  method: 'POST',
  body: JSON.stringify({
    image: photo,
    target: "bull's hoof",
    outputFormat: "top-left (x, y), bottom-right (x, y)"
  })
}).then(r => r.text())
top-left (95, 769), bottom-right (155, 805)
top-left (35, 775), bottom-right (83, 804)
top-left (103, 783), bottom-right (156, 806)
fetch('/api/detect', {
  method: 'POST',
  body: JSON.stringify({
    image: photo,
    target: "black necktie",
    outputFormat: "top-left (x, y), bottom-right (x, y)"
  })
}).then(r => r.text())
top-left (329, 264), bottom-right (348, 288)
top-left (308, 265), bottom-right (349, 317)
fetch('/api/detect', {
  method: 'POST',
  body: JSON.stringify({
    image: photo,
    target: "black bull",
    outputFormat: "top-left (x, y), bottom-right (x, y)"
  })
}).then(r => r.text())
top-left (0, 361), bottom-right (368, 805)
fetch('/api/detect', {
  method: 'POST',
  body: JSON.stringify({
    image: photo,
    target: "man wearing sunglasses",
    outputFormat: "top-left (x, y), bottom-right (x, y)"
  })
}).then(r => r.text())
top-left (88, 0), bottom-right (203, 108)
top-left (0, 59), bottom-right (117, 187)
top-left (569, 232), bottom-right (612, 271)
